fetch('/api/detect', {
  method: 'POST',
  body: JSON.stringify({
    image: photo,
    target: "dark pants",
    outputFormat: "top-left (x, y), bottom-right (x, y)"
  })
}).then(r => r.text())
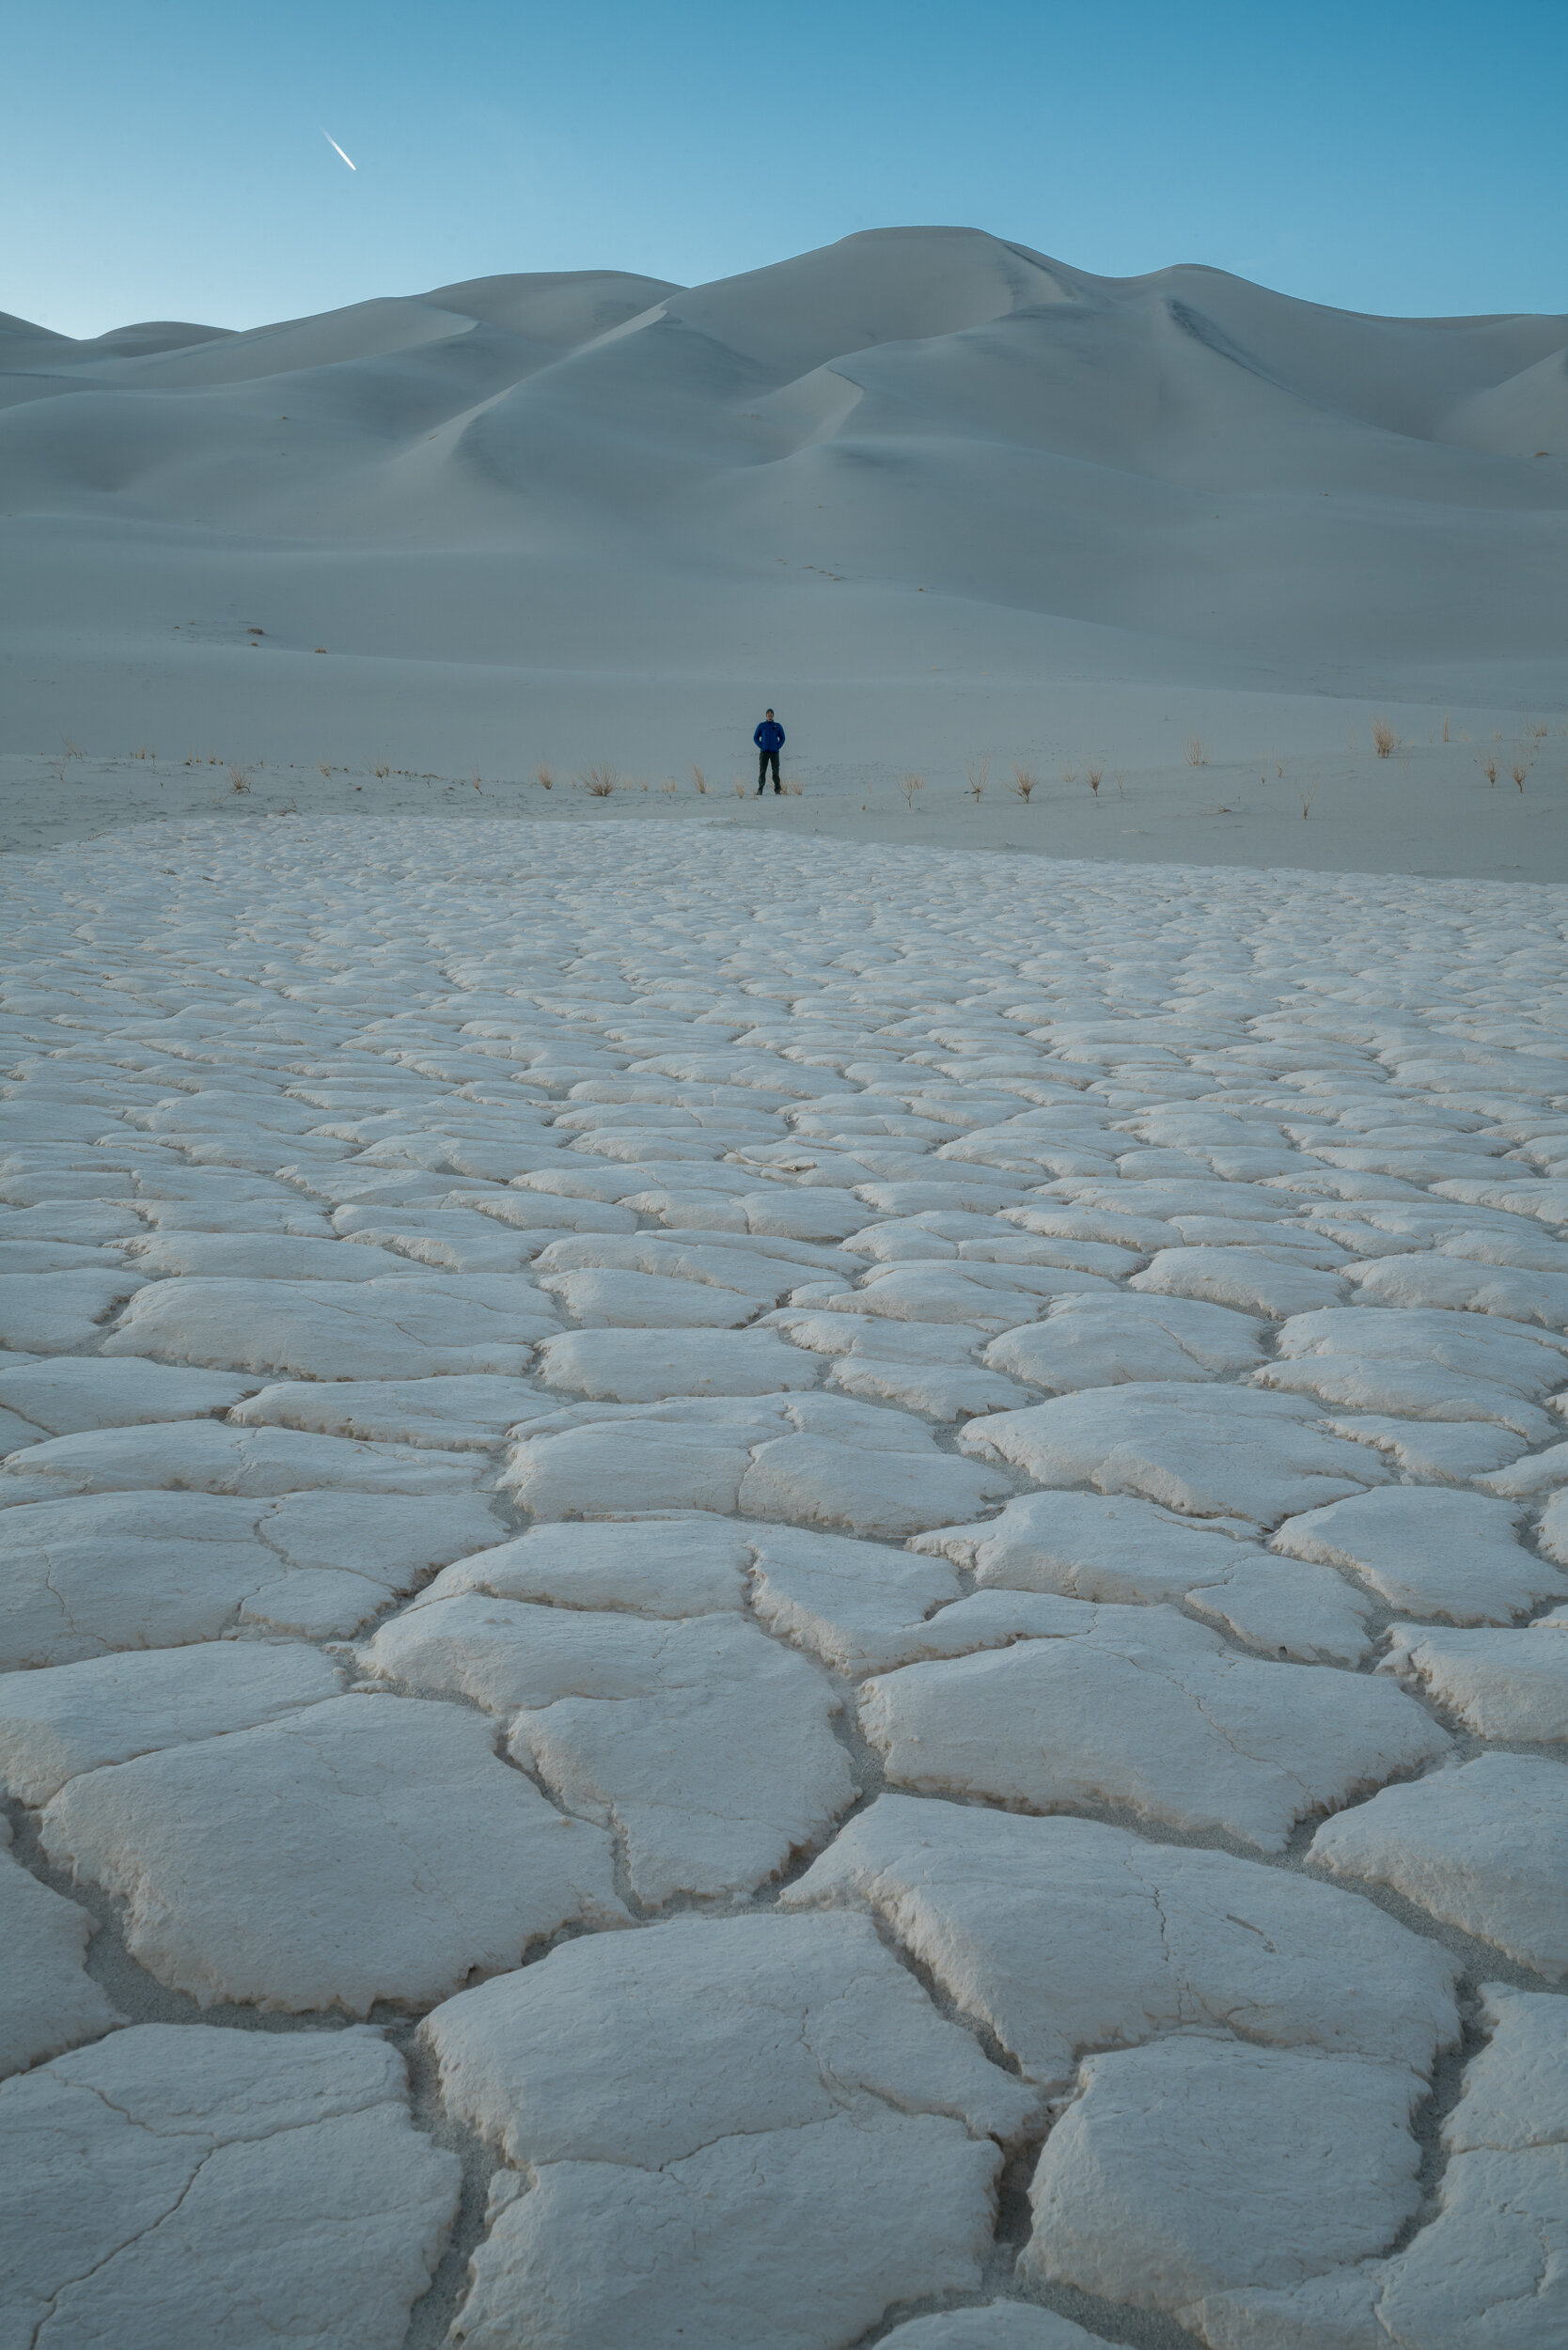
top-left (757, 748), bottom-right (780, 791)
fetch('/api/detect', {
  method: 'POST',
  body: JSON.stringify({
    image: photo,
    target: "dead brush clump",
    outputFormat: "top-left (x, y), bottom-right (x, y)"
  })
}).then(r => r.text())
top-left (660, 776), bottom-right (680, 794)
top-left (131, 745), bottom-right (155, 761)
top-left (228, 766), bottom-right (252, 794)
top-left (1184, 737), bottom-right (1205, 767)
top-left (1512, 760), bottom-right (1529, 791)
top-left (691, 764), bottom-right (708, 794)
top-left (1482, 756), bottom-right (1499, 787)
top-left (535, 764), bottom-right (554, 791)
top-left (371, 761), bottom-right (390, 779)
top-left (781, 776), bottom-right (803, 795)
top-left (1372, 717), bottom-right (1399, 759)
top-left (580, 764), bottom-right (619, 797)
top-left (902, 773), bottom-right (924, 809)
top-left (965, 760), bottom-right (989, 802)
top-left (1011, 764), bottom-right (1038, 803)
top-left (1087, 761), bottom-right (1105, 796)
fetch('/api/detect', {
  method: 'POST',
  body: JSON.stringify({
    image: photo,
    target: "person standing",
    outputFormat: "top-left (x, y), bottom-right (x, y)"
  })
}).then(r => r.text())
top-left (754, 710), bottom-right (785, 794)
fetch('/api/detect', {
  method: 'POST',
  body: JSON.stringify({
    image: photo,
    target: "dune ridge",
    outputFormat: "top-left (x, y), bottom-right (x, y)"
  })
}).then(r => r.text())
top-left (2, 226), bottom-right (1564, 798)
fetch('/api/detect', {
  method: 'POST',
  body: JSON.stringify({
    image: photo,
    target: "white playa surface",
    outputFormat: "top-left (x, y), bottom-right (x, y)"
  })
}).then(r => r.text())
top-left (2, 786), bottom-right (1567, 2344)
top-left (0, 813), bottom-right (1560, 2350)
top-left (2, 226), bottom-right (1566, 878)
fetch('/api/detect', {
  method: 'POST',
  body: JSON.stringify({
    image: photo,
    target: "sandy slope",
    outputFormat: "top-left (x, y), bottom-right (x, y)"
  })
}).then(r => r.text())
top-left (4, 728), bottom-right (1565, 879)
top-left (3, 227), bottom-right (1565, 836)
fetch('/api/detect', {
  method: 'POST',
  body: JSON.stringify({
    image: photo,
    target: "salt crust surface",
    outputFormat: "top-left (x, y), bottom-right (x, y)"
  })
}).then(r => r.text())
top-left (0, 1637), bottom-right (342, 1803)
top-left (0, 2024), bottom-right (459, 2350)
top-left (40, 1695), bottom-right (629, 2010)
top-left (0, 1816), bottom-right (125, 2076)
top-left (880, 2315), bottom-right (1122, 2349)
top-left (1309, 1751), bottom-right (1568, 1979)
top-left (860, 1615), bottom-right (1450, 1850)
top-left (1382, 1620), bottom-right (1568, 1741)
top-left (2, 819), bottom-right (1567, 2344)
top-left (1194, 1984), bottom-right (1567, 2347)
top-left (359, 1595), bottom-right (853, 1903)
top-left (1272, 1484), bottom-right (1567, 1623)
top-left (0, 1487), bottom-right (505, 1663)
top-left (422, 1914), bottom-right (1034, 2350)
top-left (1024, 2037), bottom-right (1428, 2308)
top-left (785, 1796), bottom-right (1460, 2087)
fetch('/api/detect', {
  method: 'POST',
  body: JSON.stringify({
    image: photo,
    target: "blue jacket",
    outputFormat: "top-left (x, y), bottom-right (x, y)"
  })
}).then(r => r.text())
top-left (754, 720), bottom-right (785, 753)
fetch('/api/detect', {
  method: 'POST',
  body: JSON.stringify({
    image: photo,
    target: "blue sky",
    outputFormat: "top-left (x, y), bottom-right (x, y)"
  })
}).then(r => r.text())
top-left (6, 0), bottom-right (1565, 337)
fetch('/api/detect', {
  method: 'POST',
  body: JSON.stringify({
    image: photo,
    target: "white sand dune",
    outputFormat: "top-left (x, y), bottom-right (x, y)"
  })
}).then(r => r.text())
top-left (2, 227), bottom-right (1564, 853)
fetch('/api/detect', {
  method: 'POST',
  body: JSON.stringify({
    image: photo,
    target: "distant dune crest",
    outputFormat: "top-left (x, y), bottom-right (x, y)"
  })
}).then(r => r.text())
top-left (8, 227), bottom-right (1563, 452)
top-left (1, 226), bottom-right (1563, 763)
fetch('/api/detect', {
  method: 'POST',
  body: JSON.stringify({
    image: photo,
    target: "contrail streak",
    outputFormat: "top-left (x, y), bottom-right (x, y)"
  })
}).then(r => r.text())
top-left (320, 130), bottom-right (357, 171)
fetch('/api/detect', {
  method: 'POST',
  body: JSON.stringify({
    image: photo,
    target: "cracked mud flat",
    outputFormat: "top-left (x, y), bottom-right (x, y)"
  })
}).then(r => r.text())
top-left (1, 814), bottom-right (1565, 2350)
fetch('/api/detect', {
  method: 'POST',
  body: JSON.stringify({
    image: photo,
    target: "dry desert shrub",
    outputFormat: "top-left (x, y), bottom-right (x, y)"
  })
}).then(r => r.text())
top-left (1482, 756), bottom-right (1498, 787)
top-left (733, 777), bottom-right (746, 799)
top-left (1372, 718), bottom-right (1399, 759)
top-left (1442, 714), bottom-right (1450, 743)
top-left (535, 764), bottom-right (554, 791)
top-left (372, 762), bottom-right (390, 779)
top-left (318, 762), bottom-right (332, 780)
top-left (782, 776), bottom-right (803, 795)
top-left (965, 760), bottom-right (989, 801)
top-left (1011, 764), bottom-right (1038, 803)
top-left (1301, 791), bottom-right (1315, 819)
top-left (902, 773), bottom-right (924, 808)
top-left (131, 745), bottom-right (155, 760)
top-left (1184, 737), bottom-right (1205, 767)
top-left (691, 764), bottom-right (708, 794)
top-left (1087, 761), bottom-right (1105, 796)
top-left (1513, 760), bottom-right (1529, 791)
top-left (661, 776), bottom-right (680, 794)
top-left (581, 764), bottom-right (619, 797)
top-left (228, 767), bottom-right (252, 794)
